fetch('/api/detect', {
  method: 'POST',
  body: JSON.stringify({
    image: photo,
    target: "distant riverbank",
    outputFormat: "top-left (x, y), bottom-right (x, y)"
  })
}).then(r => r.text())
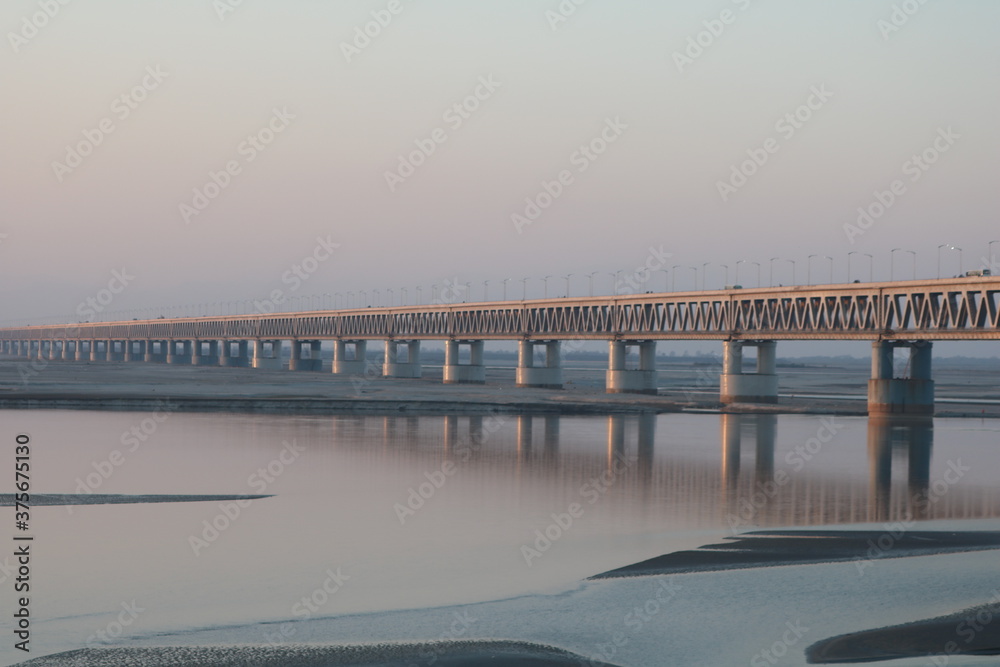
top-left (0, 359), bottom-right (997, 418)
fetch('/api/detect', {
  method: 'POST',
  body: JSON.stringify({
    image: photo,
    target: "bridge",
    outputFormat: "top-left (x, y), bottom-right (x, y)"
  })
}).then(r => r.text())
top-left (1, 276), bottom-right (998, 415)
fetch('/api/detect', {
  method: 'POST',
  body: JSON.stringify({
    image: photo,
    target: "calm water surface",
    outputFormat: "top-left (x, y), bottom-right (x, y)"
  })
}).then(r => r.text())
top-left (2, 410), bottom-right (999, 664)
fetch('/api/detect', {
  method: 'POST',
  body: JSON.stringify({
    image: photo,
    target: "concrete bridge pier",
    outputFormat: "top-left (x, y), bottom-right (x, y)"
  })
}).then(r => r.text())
top-left (167, 340), bottom-right (193, 365)
top-left (36, 340), bottom-right (47, 361)
top-left (606, 340), bottom-right (657, 394)
top-left (218, 340), bottom-right (246, 367)
top-left (516, 340), bottom-right (563, 389)
top-left (868, 341), bottom-right (934, 416)
top-left (383, 340), bottom-right (422, 378)
top-left (144, 340), bottom-right (163, 363)
top-left (192, 340), bottom-right (218, 366)
top-left (290, 340), bottom-right (323, 371)
top-left (720, 340), bottom-right (778, 404)
top-left (48, 340), bottom-right (59, 361)
top-left (332, 340), bottom-right (368, 374)
top-left (252, 339), bottom-right (283, 370)
top-left (61, 340), bottom-right (73, 361)
top-left (76, 340), bottom-right (89, 361)
top-left (443, 340), bottom-right (485, 384)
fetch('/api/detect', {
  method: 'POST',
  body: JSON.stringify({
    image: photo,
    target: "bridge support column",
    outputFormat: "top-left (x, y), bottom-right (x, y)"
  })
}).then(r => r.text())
top-left (123, 340), bottom-right (135, 362)
top-left (252, 339), bottom-right (283, 370)
top-left (606, 340), bottom-right (657, 394)
top-left (332, 340), bottom-right (368, 374)
top-left (383, 340), bottom-right (422, 378)
top-left (516, 340), bottom-right (563, 389)
top-left (144, 340), bottom-right (161, 363)
top-left (720, 340), bottom-right (778, 404)
top-left (61, 340), bottom-right (72, 361)
top-left (167, 340), bottom-right (193, 365)
top-left (289, 340), bottom-right (322, 371)
top-left (443, 339), bottom-right (484, 384)
top-left (868, 341), bottom-right (934, 416)
top-left (76, 341), bottom-right (88, 361)
top-left (192, 340), bottom-right (218, 366)
top-left (37, 340), bottom-right (47, 361)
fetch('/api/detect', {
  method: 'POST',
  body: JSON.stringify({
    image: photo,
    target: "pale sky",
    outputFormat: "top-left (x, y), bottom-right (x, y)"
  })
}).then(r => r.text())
top-left (1, 1), bottom-right (998, 354)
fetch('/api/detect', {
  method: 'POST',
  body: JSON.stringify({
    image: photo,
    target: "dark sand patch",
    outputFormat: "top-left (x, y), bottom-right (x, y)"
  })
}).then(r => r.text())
top-left (807, 598), bottom-right (1000, 663)
top-left (0, 493), bottom-right (271, 507)
top-left (589, 530), bottom-right (1000, 578)
top-left (13, 641), bottom-right (623, 666)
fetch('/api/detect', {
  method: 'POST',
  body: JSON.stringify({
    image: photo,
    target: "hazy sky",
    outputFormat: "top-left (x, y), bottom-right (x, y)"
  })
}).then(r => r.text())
top-left (1, 1), bottom-right (998, 354)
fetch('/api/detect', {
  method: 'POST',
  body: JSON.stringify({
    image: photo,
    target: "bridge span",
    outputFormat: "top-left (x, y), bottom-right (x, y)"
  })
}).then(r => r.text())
top-left (1, 277), bottom-right (998, 415)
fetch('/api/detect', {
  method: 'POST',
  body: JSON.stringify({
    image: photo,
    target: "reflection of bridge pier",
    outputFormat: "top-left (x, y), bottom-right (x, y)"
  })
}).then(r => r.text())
top-left (867, 416), bottom-right (933, 521)
top-left (605, 414), bottom-right (655, 478)
top-left (720, 414), bottom-right (778, 508)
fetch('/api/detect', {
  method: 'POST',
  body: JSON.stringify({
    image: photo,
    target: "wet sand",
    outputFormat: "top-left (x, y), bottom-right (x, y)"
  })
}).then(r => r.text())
top-left (589, 530), bottom-right (1000, 578)
top-left (1, 358), bottom-right (998, 417)
top-left (14, 641), bottom-right (621, 666)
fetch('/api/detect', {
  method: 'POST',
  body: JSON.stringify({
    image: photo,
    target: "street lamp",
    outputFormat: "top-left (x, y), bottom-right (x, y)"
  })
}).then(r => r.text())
top-left (847, 252), bottom-right (872, 282)
top-left (807, 254), bottom-right (832, 285)
top-left (720, 263), bottom-right (729, 288)
top-left (658, 269), bottom-right (669, 292)
top-left (563, 273), bottom-right (573, 297)
top-left (521, 277), bottom-right (529, 300)
top-left (772, 258), bottom-right (795, 286)
top-left (586, 271), bottom-right (598, 297)
top-left (769, 257), bottom-right (780, 287)
top-left (373, 289), bottom-right (380, 307)
top-left (387, 288), bottom-right (394, 306)
top-left (482, 280), bottom-right (489, 301)
top-left (750, 261), bottom-right (761, 288)
top-left (401, 287), bottom-right (408, 305)
top-left (937, 244), bottom-right (963, 278)
top-left (415, 286), bottom-right (422, 304)
top-left (501, 278), bottom-right (510, 301)
top-left (543, 275), bottom-right (553, 299)
top-left (989, 240), bottom-right (1000, 270)
top-left (701, 262), bottom-right (710, 290)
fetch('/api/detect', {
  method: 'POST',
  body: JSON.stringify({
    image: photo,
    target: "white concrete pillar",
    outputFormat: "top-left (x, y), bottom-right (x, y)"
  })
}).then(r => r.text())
top-left (289, 340), bottom-right (304, 371)
top-left (606, 340), bottom-right (657, 394)
top-left (516, 340), bottom-right (563, 389)
top-left (868, 341), bottom-right (934, 416)
top-left (443, 339), bottom-right (485, 384)
top-left (332, 340), bottom-right (368, 374)
top-left (720, 340), bottom-right (778, 404)
top-left (383, 340), bottom-right (422, 378)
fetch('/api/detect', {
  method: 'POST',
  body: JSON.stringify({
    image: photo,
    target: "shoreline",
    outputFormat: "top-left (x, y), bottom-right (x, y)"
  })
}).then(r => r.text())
top-left (0, 359), bottom-right (997, 418)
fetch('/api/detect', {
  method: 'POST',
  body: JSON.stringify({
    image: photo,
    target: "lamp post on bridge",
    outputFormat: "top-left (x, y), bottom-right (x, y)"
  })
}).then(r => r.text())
top-left (387, 288), bottom-right (394, 306)
top-left (892, 248), bottom-right (917, 281)
top-left (501, 278), bottom-right (510, 301)
top-left (671, 265), bottom-right (696, 291)
top-left (807, 254), bottom-right (832, 285)
top-left (586, 271), bottom-right (598, 297)
top-left (415, 286), bottom-right (422, 304)
top-left (989, 240), bottom-right (1000, 271)
top-left (563, 273), bottom-right (573, 298)
top-left (658, 269), bottom-right (669, 292)
top-left (521, 277), bottom-right (529, 300)
top-left (847, 252), bottom-right (873, 283)
top-left (701, 262), bottom-right (710, 290)
top-left (936, 244), bottom-right (962, 278)
top-left (543, 275), bottom-right (553, 299)
top-left (482, 281), bottom-right (489, 301)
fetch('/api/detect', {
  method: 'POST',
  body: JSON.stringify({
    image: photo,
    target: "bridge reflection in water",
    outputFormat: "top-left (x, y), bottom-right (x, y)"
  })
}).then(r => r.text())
top-left (321, 412), bottom-right (998, 531)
